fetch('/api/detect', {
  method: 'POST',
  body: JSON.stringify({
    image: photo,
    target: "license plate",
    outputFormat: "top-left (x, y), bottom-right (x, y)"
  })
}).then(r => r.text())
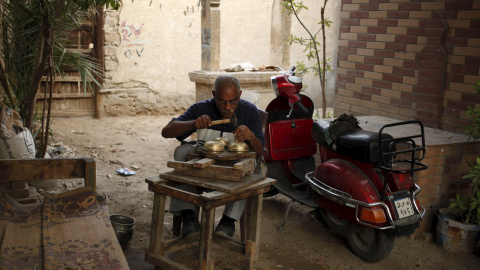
top-left (394, 197), bottom-right (414, 218)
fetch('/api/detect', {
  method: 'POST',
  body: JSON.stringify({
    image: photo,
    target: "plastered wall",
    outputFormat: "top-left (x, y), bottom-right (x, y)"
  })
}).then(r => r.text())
top-left (101, 0), bottom-right (341, 117)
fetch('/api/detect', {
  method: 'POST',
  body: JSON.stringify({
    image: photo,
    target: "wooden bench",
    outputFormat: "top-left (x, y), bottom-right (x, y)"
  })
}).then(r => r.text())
top-left (0, 158), bottom-right (130, 270)
top-left (0, 157), bottom-right (96, 191)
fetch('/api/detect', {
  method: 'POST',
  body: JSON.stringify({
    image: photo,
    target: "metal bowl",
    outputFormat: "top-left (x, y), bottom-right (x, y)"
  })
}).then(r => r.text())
top-left (227, 141), bottom-right (249, 152)
top-left (110, 214), bottom-right (135, 245)
top-left (214, 137), bottom-right (230, 148)
top-left (203, 140), bottom-right (225, 152)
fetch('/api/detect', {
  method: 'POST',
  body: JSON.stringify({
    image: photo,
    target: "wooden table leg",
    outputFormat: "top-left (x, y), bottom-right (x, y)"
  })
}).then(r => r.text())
top-left (149, 193), bottom-right (167, 256)
top-left (243, 240), bottom-right (255, 270)
top-left (247, 194), bottom-right (263, 261)
top-left (199, 207), bottom-right (215, 270)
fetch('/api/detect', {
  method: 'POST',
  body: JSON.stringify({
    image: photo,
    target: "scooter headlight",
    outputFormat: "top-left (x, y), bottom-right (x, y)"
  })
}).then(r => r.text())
top-left (271, 76), bottom-right (279, 96)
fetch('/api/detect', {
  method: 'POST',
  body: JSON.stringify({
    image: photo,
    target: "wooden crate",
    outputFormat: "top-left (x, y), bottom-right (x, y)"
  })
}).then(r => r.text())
top-left (167, 157), bottom-right (255, 182)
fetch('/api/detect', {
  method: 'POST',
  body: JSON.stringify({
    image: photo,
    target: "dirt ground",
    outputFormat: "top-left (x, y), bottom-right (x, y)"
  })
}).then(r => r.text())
top-left (44, 115), bottom-right (480, 270)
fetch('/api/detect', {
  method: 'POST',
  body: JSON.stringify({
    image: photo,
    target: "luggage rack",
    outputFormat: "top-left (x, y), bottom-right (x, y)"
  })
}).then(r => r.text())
top-left (377, 121), bottom-right (428, 174)
top-left (376, 121), bottom-right (428, 202)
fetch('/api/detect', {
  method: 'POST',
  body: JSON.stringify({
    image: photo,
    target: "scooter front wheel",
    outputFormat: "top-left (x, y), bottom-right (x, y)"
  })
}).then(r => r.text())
top-left (346, 228), bottom-right (395, 262)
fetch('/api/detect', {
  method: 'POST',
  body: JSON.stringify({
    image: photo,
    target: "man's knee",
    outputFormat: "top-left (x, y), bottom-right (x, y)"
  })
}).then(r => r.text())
top-left (174, 143), bottom-right (196, 161)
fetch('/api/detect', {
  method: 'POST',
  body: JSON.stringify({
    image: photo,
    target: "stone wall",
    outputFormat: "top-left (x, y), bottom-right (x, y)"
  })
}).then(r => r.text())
top-left (335, 0), bottom-right (480, 132)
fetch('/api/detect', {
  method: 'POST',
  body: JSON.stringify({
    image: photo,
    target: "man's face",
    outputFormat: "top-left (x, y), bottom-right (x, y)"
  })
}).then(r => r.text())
top-left (212, 86), bottom-right (242, 119)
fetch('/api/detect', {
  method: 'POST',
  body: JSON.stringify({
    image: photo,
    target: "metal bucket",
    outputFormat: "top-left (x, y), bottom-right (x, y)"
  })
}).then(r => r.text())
top-left (110, 214), bottom-right (135, 245)
top-left (435, 208), bottom-right (480, 253)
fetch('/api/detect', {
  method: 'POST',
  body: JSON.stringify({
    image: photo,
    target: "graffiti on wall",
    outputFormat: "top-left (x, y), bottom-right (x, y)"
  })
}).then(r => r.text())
top-left (201, 27), bottom-right (211, 63)
top-left (121, 21), bottom-right (147, 58)
top-left (183, 5), bottom-right (199, 28)
top-left (201, 0), bottom-right (206, 17)
top-left (202, 27), bottom-right (211, 45)
top-left (201, 45), bottom-right (211, 63)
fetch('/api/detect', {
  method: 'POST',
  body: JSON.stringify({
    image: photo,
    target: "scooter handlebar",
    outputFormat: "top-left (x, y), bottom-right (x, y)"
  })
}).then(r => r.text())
top-left (295, 100), bottom-right (309, 113)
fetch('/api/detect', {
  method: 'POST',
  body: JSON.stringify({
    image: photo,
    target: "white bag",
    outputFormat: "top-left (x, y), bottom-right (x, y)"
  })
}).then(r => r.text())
top-left (0, 128), bottom-right (36, 159)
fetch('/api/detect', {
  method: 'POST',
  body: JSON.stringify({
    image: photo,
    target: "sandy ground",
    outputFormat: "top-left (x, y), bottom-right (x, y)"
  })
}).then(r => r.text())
top-left (44, 115), bottom-right (480, 270)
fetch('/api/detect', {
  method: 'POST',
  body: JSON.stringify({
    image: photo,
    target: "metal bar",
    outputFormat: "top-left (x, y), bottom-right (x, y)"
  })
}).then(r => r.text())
top-left (306, 172), bottom-right (424, 230)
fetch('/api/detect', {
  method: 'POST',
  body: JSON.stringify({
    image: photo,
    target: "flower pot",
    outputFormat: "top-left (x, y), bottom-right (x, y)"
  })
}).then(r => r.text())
top-left (435, 208), bottom-right (480, 253)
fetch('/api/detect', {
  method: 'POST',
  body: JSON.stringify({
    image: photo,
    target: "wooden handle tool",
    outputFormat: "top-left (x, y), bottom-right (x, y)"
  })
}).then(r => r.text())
top-left (210, 112), bottom-right (237, 127)
top-left (210, 118), bottom-right (231, 126)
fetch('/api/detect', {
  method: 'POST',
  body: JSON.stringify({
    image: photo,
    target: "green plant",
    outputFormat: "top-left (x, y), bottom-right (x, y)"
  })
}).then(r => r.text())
top-left (282, 0), bottom-right (332, 118)
top-left (449, 80), bottom-right (480, 226)
top-left (0, 0), bottom-right (123, 157)
top-left (465, 80), bottom-right (480, 141)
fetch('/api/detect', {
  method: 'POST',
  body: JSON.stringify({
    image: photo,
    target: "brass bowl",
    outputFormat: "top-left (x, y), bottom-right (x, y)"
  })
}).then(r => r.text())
top-left (214, 137), bottom-right (230, 148)
top-left (227, 141), bottom-right (249, 152)
top-left (203, 140), bottom-right (225, 152)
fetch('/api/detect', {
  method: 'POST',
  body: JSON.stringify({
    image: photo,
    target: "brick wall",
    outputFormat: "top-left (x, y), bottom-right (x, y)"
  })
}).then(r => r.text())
top-left (415, 141), bottom-right (479, 233)
top-left (335, 0), bottom-right (480, 133)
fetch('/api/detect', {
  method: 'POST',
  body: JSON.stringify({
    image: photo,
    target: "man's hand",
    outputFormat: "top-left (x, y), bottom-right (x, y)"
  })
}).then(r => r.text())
top-left (233, 125), bottom-right (255, 142)
top-left (194, 115), bottom-right (212, 129)
top-left (233, 125), bottom-right (263, 155)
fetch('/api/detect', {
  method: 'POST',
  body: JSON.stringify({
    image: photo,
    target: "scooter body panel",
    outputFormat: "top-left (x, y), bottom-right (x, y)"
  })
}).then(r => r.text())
top-left (312, 158), bottom-right (382, 223)
top-left (319, 145), bottom-right (386, 195)
top-left (267, 118), bottom-right (316, 161)
top-left (264, 95), bottom-right (315, 162)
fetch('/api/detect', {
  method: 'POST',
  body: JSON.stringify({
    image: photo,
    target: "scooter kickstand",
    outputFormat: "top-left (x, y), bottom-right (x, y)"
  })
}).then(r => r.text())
top-left (280, 200), bottom-right (296, 233)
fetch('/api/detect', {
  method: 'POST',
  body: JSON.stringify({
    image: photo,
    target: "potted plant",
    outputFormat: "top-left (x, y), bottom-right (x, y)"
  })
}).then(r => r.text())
top-left (436, 80), bottom-right (480, 253)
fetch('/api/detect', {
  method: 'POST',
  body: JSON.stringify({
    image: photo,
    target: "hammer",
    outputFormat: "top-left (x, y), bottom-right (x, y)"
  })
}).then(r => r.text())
top-left (210, 112), bottom-right (237, 129)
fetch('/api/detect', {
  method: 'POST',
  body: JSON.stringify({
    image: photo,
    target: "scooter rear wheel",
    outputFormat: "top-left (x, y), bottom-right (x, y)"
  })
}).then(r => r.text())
top-left (346, 228), bottom-right (395, 262)
top-left (318, 208), bottom-right (361, 235)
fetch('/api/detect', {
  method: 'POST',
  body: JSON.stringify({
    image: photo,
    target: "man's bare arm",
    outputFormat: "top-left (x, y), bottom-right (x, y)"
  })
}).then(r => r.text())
top-left (161, 115), bottom-right (212, 138)
top-left (161, 120), bottom-right (196, 138)
top-left (246, 136), bottom-right (264, 155)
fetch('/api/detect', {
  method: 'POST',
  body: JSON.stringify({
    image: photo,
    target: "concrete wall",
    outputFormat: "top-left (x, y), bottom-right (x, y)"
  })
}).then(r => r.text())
top-left (102, 1), bottom-right (201, 116)
top-left (101, 0), bottom-right (341, 116)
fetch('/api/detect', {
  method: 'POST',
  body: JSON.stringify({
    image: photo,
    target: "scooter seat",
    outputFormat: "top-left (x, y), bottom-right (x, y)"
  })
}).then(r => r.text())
top-left (312, 120), bottom-right (393, 163)
top-left (311, 120), bottom-right (331, 148)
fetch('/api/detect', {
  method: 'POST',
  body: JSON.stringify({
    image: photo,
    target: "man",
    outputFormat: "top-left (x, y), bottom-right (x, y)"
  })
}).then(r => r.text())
top-left (161, 75), bottom-right (264, 237)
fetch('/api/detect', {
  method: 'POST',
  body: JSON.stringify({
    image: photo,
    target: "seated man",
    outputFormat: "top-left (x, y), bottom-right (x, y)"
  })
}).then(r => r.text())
top-left (161, 75), bottom-right (265, 237)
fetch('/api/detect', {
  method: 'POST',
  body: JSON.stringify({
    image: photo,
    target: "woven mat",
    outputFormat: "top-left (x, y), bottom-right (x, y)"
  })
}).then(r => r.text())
top-left (0, 188), bottom-right (129, 270)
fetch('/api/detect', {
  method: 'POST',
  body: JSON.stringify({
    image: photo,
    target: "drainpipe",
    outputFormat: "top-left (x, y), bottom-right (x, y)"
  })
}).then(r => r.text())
top-left (437, 11), bottom-right (448, 130)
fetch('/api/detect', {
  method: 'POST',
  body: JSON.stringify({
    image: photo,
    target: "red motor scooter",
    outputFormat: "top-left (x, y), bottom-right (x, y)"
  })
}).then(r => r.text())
top-left (264, 66), bottom-right (428, 262)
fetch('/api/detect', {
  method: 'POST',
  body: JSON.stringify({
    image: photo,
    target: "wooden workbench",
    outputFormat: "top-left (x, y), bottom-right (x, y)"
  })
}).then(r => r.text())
top-left (145, 172), bottom-right (276, 270)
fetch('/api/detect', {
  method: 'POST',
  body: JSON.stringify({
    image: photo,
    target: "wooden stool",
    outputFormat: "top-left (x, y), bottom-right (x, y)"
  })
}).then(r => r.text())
top-left (145, 173), bottom-right (276, 270)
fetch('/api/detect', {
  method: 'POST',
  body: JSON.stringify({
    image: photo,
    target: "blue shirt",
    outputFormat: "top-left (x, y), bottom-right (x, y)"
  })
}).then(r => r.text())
top-left (172, 98), bottom-right (265, 146)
